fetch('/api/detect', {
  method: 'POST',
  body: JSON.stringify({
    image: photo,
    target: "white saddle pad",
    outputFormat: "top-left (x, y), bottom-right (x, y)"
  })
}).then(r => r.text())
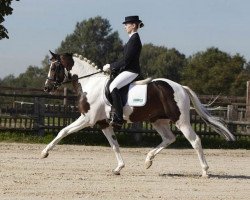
top-left (127, 84), bottom-right (147, 106)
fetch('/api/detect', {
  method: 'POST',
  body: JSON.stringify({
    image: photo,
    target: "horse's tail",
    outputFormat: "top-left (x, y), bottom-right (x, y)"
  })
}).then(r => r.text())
top-left (182, 86), bottom-right (236, 141)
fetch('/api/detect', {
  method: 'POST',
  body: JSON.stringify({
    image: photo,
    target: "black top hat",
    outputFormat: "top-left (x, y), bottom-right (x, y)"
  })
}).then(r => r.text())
top-left (122, 16), bottom-right (144, 28)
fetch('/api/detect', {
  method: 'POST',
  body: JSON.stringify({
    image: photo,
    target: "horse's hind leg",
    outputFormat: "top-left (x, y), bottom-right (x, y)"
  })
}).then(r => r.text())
top-left (102, 126), bottom-right (125, 175)
top-left (145, 119), bottom-right (176, 169)
top-left (177, 122), bottom-right (209, 177)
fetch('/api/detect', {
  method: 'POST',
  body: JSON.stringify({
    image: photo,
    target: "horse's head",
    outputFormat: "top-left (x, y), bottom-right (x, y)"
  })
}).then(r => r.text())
top-left (44, 51), bottom-right (74, 93)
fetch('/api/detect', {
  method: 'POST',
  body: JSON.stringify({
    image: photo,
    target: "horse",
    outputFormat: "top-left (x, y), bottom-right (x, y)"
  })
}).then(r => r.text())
top-left (42, 51), bottom-right (235, 177)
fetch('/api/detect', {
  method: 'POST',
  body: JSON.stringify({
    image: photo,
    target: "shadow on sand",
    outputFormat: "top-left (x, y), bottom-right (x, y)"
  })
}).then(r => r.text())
top-left (159, 173), bottom-right (250, 180)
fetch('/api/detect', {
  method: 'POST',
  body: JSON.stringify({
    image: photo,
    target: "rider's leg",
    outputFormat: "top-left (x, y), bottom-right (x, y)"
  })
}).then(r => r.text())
top-left (109, 71), bottom-right (138, 127)
top-left (109, 71), bottom-right (138, 92)
top-left (109, 88), bottom-right (124, 126)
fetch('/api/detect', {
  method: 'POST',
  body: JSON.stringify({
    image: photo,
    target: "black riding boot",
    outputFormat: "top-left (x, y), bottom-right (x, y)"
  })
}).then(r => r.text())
top-left (109, 88), bottom-right (123, 127)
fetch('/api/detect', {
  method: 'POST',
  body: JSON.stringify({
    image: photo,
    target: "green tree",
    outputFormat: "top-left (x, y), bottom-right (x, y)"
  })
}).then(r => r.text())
top-left (182, 47), bottom-right (246, 95)
top-left (0, 54), bottom-right (50, 88)
top-left (0, 0), bottom-right (19, 39)
top-left (56, 16), bottom-right (123, 67)
top-left (41, 55), bottom-right (50, 72)
top-left (0, 74), bottom-right (16, 87)
top-left (244, 61), bottom-right (250, 72)
top-left (230, 61), bottom-right (250, 95)
top-left (15, 66), bottom-right (47, 88)
top-left (0, 66), bottom-right (47, 88)
top-left (140, 43), bottom-right (186, 82)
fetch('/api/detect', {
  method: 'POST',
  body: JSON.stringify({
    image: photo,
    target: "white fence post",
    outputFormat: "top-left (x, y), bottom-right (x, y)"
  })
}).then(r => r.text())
top-left (246, 81), bottom-right (250, 121)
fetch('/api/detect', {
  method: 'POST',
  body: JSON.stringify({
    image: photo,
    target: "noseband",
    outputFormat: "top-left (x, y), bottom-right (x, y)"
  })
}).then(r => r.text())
top-left (47, 60), bottom-right (69, 89)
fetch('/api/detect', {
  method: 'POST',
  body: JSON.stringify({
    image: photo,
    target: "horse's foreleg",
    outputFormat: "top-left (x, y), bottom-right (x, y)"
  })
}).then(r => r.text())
top-left (41, 115), bottom-right (88, 158)
top-left (102, 126), bottom-right (125, 175)
top-left (145, 119), bottom-right (176, 169)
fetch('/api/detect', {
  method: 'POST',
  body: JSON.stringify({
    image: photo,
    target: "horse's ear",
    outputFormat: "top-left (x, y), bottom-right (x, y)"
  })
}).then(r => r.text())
top-left (49, 50), bottom-right (57, 58)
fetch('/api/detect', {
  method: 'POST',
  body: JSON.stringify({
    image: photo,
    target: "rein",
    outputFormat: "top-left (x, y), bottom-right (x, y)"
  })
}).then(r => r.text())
top-left (61, 70), bottom-right (104, 85)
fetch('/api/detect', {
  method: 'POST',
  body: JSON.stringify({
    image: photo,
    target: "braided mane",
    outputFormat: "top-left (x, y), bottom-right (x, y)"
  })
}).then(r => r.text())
top-left (73, 53), bottom-right (102, 73)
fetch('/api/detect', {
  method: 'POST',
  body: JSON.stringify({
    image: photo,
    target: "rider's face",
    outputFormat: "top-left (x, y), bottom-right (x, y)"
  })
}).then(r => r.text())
top-left (124, 23), bottom-right (136, 34)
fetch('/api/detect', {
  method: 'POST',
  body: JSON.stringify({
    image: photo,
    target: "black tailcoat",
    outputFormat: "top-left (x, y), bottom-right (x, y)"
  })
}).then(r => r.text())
top-left (110, 32), bottom-right (142, 75)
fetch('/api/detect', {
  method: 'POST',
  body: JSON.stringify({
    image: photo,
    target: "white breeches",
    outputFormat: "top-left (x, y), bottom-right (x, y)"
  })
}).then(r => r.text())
top-left (109, 71), bottom-right (138, 92)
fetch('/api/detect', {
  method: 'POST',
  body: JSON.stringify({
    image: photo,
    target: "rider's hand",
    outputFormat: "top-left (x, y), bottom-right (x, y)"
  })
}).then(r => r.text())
top-left (103, 64), bottom-right (110, 72)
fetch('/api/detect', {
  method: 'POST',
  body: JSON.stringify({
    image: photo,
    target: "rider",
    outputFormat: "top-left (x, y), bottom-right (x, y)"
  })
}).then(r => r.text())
top-left (103, 15), bottom-right (144, 127)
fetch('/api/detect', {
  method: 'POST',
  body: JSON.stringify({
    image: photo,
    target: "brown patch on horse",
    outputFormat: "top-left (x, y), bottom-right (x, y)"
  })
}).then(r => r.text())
top-left (78, 92), bottom-right (90, 114)
top-left (60, 53), bottom-right (74, 71)
top-left (71, 75), bottom-right (81, 93)
top-left (71, 75), bottom-right (90, 114)
top-left (96, 119), bottom-right (110, 129)
top-left (129, 80), bottom-right (181, 123)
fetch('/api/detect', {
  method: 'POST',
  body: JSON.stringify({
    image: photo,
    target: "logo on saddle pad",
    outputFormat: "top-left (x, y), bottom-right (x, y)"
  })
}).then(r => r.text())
top-left (127, 84), bottom-right (147, 106)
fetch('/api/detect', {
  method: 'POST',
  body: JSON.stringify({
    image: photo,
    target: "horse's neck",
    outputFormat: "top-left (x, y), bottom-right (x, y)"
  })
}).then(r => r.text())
top-left (79, 76), bottom-right (108, 93)
top-left (70, 56), bottom-right (108, 94)
top-left (71, 57), bottom-right (98, 77)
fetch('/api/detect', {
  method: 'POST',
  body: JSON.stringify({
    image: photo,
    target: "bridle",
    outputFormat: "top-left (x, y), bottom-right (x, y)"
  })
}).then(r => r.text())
top-left (46, 59), bottom-right (103, 90)
top-left (46, 60), bottom-right (69, 90)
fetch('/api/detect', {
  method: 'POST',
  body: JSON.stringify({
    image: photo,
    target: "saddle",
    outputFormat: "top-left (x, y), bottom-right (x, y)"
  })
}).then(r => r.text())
top-left (105, 76), bottom-right (152, 107)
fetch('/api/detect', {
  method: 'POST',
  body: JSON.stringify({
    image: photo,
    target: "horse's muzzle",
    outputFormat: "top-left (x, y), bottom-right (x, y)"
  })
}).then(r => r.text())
top-left (44, 86), bottom-right (49, 93)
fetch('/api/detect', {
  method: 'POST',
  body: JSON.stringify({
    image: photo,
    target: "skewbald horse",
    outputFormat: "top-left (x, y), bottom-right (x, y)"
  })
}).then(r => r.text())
top-left (42, 51), bottom-right (235, 177)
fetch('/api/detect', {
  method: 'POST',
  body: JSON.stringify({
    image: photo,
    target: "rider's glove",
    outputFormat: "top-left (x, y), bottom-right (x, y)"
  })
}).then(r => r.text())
top-left (103, 64), bottom-right (110, 72)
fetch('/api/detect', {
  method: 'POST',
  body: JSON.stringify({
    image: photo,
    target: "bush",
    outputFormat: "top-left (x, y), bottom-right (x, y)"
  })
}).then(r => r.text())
top-left (0, 131), bottom-right (249, 149)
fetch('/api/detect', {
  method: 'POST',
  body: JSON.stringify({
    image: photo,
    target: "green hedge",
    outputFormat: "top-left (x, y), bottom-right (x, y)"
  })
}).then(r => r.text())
top-left (0, 131), bottom-right (249, 149)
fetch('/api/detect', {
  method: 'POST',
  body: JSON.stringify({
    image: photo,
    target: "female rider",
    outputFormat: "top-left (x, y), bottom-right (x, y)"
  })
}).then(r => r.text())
top-left (103, 15), bottom-right (144, 127)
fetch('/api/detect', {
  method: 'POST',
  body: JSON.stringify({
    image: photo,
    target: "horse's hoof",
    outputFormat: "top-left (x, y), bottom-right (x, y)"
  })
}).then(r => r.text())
top-left (201, 171), bottom-right (209, 178)
top-left (145, 160), bottom-right (153, 169)
top-left (112, 170), bottom-right (120, 175)
top-left (202, 172), bottom-right (210, 178)
top-left (40, 151), bottom-right (49, 159)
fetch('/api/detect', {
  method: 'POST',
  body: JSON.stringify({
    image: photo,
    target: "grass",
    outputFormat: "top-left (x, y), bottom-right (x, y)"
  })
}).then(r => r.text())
top-left (0, 131), bottom-right (54, 144)
top-left (0, 131), bottom-right (249, 149)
